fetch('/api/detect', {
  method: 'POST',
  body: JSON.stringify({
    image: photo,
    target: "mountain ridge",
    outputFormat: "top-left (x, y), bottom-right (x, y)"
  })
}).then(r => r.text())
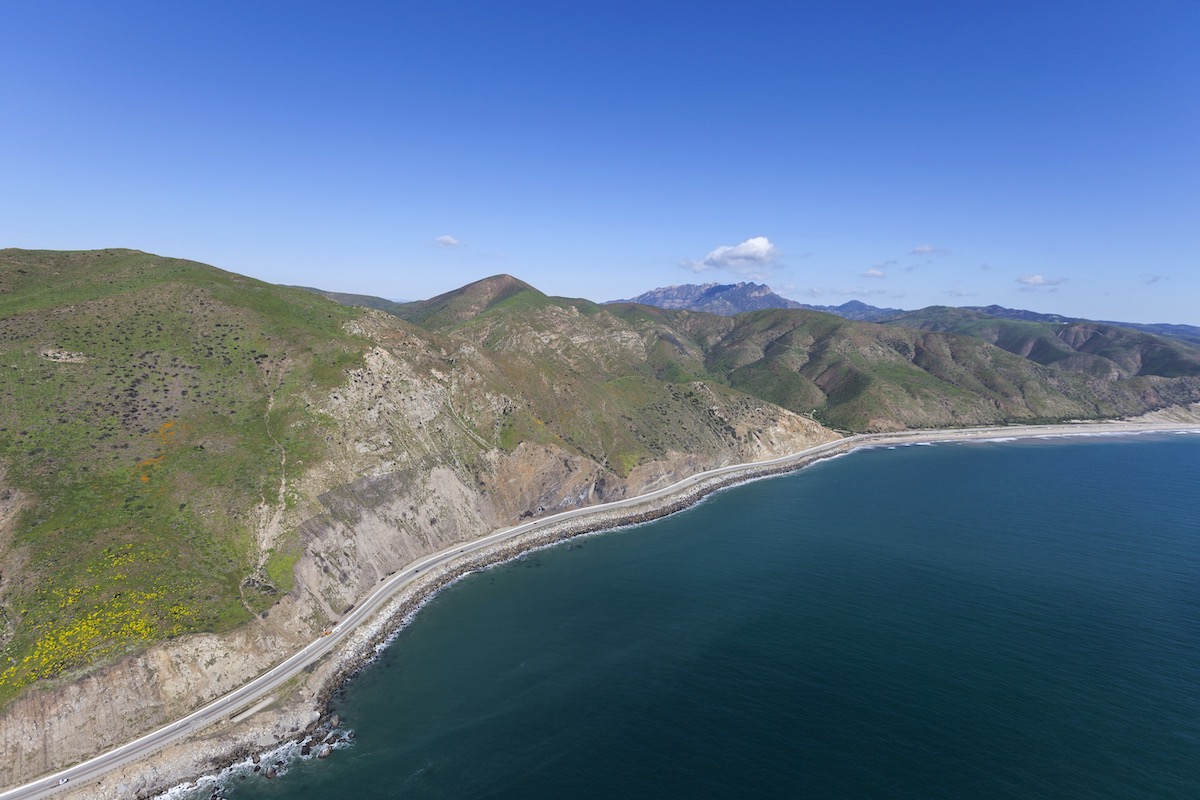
top-left (609, 282), bottom-right (1200, 342)
top-left (614, 281), bottom-right (805, 314)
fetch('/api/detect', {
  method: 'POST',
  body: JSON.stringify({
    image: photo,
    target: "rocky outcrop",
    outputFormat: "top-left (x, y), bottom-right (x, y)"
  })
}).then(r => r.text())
top-left (0, 622), bottom-right (308, 789)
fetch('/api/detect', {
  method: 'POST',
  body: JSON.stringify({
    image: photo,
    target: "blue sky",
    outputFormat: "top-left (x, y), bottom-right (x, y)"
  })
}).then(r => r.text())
top-left (3, 1), bottom-right (1197, 323)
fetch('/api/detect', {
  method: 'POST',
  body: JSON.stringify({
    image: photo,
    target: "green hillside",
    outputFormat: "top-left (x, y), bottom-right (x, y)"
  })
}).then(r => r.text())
top-left (885, 307), bottom-right (1200, 378)
top-left (382, 279), bottom-right (1200, 436)
top-left (603, 304), bottom-right (1200, 430)
top-left (400, 277), bottom-right (766, 476)
top-left (295, 287), bottom-right (415, 318)
top-left (0, 249), bottom-right (365, 703)
top-left (396, 280), bottom-right (1200, 440)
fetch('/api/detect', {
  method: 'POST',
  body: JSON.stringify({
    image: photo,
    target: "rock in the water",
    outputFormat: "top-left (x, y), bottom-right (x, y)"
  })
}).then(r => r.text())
top-left (301, 744), bottom-right (311, 756)
top-left (330, 714), bottom-right (340, 728)
top-left (265, 766), bottom-right (277, 779)
top-left (317, 744), bottom-right (333, 759)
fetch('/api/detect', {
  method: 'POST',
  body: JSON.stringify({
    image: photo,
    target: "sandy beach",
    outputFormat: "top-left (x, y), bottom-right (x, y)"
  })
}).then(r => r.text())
top-left (22, 417), bottom-right (1200, 800)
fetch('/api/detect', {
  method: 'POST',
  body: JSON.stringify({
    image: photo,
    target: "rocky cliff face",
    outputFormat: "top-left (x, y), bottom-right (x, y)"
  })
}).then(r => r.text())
top-left (0, 307), bottom-right (836, 789)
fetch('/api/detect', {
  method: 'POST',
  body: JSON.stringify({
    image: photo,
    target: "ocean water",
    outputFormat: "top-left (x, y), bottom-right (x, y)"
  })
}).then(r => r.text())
top-left (194, 434), bottom-right (1200, 799)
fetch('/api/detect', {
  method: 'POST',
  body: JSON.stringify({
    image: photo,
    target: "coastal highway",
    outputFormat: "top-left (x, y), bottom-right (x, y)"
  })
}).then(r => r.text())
top-left (3, 421), bottom-right (1193, 799)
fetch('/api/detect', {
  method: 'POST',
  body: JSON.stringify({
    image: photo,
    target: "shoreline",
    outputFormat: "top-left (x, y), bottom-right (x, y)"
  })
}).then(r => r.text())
top-left (25, 419), bottom-right (1200, 800)
top-left (309, 420), bottom-right (1200, 720)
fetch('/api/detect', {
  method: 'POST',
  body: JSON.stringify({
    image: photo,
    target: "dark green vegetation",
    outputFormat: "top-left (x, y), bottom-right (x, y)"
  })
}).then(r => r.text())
top-left (885, 307), bottom-right (1200, 380)
top-left (395, 276), bottom-right (1200, 433)
top-left (1102, 321), bottom-right (1200, 348)
top-left (621, 285), bottom-right (1200, 344)
top-left (295, 287), bottom-right (414, 319)
top-left (950, 304), bottom-right (1200, 347)
top-left (0, 250), bottom-right (365, 703)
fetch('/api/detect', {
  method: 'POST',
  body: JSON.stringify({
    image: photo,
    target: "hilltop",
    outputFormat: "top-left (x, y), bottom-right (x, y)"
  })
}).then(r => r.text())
top-left (614, 282), bottom-right (805, 315)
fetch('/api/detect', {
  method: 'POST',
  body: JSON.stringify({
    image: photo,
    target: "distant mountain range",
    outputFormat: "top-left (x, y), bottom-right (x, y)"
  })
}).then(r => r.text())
top-left (612, 283), bottom-right (1200, 345)
top-left (613, 282), bottom-right (803, 315)
top-left (613, 282), bottom-right (905, 321)
top-left (958, 305), bottom-right (1200, 347)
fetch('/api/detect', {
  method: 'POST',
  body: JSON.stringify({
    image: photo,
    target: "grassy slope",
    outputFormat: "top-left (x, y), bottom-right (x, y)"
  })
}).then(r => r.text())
top-left (0, 249), bottom-right (365, 704)
top-left (402, 281), bottom-right (785, 476)
top-left (605, 305), bottom-right (1200, 431)
top-left (293, 287), bottom-right (416, 318)
top-left (886, 307), bottom-right (1200, 379)
top-left (395, 284), bottom-right (1200, 443)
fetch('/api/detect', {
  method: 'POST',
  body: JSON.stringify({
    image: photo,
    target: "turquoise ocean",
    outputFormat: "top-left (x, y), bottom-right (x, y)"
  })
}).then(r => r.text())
top-left (187, 433), bottom-right (1200, 799)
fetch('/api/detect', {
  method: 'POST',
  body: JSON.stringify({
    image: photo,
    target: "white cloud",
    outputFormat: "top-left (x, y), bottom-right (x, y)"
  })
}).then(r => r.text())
top-left (682, 236), bottom-right (781, 278)
top-left (435, 235), bottom-right (461, 248)
top-left (861, 267), bottom-right (887, 279)
top-left (944, 289), bottom-right (977, 298)
top-left (1016, 274), bottom-right (1067, 287)
top-left (911, 244), bottom-right (950, 256)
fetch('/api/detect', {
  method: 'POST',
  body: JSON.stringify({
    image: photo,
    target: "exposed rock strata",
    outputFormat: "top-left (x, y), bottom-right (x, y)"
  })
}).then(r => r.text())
top-left (0, 310), bottom-right (836, 792)
top-left (54, 430), bottom-right (852, 800)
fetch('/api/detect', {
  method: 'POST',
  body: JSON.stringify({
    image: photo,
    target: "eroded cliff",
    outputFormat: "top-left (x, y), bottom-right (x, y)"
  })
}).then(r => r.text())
top-left (0, 304), bottom-right (836, 790)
